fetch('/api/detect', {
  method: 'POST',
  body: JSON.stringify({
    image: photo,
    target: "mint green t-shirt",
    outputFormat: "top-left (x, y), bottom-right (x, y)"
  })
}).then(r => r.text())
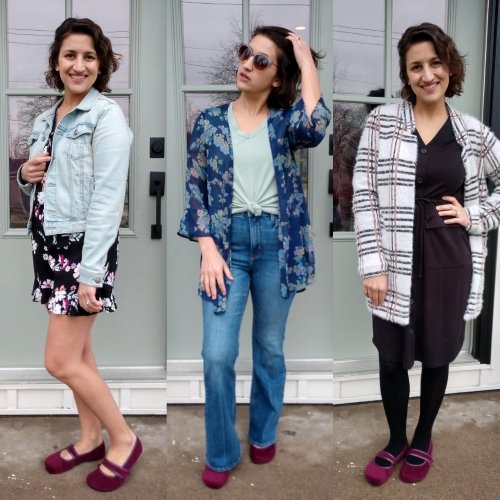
top-left (228, 103), bottom-right (279, 215)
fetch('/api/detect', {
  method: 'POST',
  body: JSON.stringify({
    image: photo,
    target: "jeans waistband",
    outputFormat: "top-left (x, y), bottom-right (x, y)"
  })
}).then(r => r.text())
top-left (232, 212), bottom-right (278, 220)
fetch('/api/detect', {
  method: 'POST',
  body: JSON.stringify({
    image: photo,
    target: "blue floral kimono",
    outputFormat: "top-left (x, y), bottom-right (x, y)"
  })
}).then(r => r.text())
top-left (178, 97), bottom-right (331, 312)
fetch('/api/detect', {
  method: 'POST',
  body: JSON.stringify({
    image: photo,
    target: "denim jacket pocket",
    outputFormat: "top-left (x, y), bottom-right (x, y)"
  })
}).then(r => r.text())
top-left (65, 124), bottom-right (93, 160)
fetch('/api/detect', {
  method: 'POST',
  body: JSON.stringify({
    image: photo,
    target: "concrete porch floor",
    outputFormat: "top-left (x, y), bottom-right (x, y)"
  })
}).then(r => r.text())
top-left (0, 391), bottom-right (499, 499)
top-left (167, 405), bottom-right (333, 500)
top-left (167, 392), bottom-right (500, 499)
top-left (0, 416), bottom-right (166, 499)
top-left (334, 390), bottom-right (500, 500)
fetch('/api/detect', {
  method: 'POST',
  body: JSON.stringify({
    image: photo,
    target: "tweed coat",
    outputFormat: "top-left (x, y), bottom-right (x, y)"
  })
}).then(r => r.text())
top-left (353, 100), bottom-right (500, 326)
top-left (178, 98), bottom-right (331, 313)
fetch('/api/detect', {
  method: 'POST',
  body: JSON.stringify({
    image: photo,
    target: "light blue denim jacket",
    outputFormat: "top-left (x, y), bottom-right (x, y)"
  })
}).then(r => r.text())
top-left (17, 87), bottom-right (132, 287)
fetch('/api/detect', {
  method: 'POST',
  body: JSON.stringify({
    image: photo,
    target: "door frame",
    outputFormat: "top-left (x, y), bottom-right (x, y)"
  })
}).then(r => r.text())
top-left (0, 0), bottom-right (166, 415)
top-left (165, 0), bottom-right (334, 405)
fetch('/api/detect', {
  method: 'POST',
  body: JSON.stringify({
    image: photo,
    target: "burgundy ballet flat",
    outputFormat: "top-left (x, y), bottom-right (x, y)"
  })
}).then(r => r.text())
top-left (364, 442), bottom-right (409, 486)
top-left (399, 441), bottom-right (433, 483)
top-left (86, 436), bottom-right (142, 492)
top-left (250, 443), bottom-right (276, 464)
top-left (44, 441), bottom-right (105, 474)
top-left (201, 465), bottom-right (231, 489)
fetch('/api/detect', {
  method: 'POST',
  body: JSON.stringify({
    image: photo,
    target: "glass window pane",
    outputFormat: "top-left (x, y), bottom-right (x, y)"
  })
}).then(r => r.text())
top-left (9, 96), bottom-right (131, 229)
top-left (185, 93), bottom-right (308, 197)
top-left (332, 0), bottom-right (385, 95)
top-left (9, 96), bottom-right (58, 228)
top-left (250, 0), bottom-right (310, 41)
top-left (73, 0), bottom-right (131, 89)
top-left (7, 0), bottom-right (65, 89)
top-left (332, 101), bottom-right (378, 232)
top-left (110, 97), bottom-right (131, 228)
top-left (392, 0), bottom-right (447, 96)
top-left (182, 0), bottom-right (242, 85)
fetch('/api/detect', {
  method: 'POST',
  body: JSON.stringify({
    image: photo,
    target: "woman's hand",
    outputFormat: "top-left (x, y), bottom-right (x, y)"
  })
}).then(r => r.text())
top-left (286, 32), bottom-right (321, 118)
top-left (198, 237), bottom-right (233, 299)
top-left (436, 195), bottom-right (470, 228)
top-left (20, 152), bottom-right (51, 184)
top-left (363, 274), bottom-right (388, 307)
top-left (286, 32), bottom-right (315, 71)
top-left (78, 283), bottom-right (102, 313)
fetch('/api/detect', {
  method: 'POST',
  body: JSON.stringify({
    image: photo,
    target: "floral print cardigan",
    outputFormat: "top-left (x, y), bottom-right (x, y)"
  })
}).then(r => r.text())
top-left (178, 97), bottom-right (331, 312)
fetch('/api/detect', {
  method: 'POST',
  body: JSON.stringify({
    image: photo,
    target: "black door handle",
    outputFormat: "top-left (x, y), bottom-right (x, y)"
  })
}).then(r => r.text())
top-left (149, 171), bottom-right (165, 239)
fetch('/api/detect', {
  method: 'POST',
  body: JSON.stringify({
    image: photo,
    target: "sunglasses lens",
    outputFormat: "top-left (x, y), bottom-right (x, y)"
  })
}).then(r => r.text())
top-left (238, 45), bottom-right (273, 70)
top-left (253, 54), bottom-right (271, 70)
top-left (238, 45), bottom-right (252, 61)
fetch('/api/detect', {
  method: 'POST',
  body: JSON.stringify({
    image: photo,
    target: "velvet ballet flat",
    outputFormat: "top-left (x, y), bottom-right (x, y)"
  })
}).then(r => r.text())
top-left (399, 441), bottom-right (433, 483)
top-left (201, 465), bottom-right (231, 489)
top-left (250, 443), bottom-right (276, 464)
top-left (364, 442), bottom-right (409, 486)
top-left (86, 436), bottom-right (142, 492)
top-left (44, 441), bottom-right (105, 474)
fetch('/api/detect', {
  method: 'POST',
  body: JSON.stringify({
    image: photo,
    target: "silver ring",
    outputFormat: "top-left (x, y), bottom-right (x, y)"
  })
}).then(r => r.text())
top-left (85, 300), bottom-right (91, 305)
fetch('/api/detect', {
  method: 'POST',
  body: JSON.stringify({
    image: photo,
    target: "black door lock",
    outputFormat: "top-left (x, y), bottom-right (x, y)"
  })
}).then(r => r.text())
top-left (150, 137), bottom-right (165, 158)
top-left (149, 171), bottom-right (165, 239)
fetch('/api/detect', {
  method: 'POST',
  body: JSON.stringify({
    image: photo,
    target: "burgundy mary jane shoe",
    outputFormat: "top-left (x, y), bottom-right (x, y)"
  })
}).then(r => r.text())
top-left (250, 443), bottom-right (276, 464)
top-left (201, 465), bottom-right (231, 489)
top-left (364, 442), bottom-right (409, 486)
top-left (45, 441), bottom-right (105, 474)
top-left (86, 436), bottom-right (142, 492)
top-left (399, 441), bottom-right (433, 483)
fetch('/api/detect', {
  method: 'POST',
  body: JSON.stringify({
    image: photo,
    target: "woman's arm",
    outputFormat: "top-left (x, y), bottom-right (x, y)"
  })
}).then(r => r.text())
top-left (79, 102), bottom-right (132, 287)
top-left (352, 108), bottom-right (387, 279)
top-left (178, 112), bottom-right (213, 240)
top-left (286, 33), bottom-right (321, 119)
top-left (178, 112), bottom-right (233, 297)
top-left (464, 125), bottom-right (500, 235)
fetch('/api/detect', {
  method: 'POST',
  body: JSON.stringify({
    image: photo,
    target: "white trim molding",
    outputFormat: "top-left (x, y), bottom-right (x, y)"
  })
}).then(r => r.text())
top-left (167, 359), bottom-right (334, 404)
top-left (0, 367), bottom-right (166, 415)
top-left (166, 356), bottom-right (500, 407)
top-left (333, 353), bottom-right (500, 404)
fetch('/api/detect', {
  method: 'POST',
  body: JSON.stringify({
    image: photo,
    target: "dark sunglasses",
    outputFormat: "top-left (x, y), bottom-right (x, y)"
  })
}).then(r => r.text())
top-left (238, 44), bottom-right (277, 71)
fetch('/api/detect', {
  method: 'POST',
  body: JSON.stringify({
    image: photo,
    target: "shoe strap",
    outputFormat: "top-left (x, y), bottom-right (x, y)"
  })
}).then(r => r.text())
top-left (101, 458), bottom-right (130, 480)
top-left (376, 450), bottom-right (398, 465)
top-left (65, 444), bottom-right (79, 460)
top-left (407, 448), bottom-right (433, 465)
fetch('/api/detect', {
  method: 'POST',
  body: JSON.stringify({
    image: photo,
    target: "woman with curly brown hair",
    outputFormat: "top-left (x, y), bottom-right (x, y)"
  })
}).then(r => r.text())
top-left (17, 18), bottom-right (140, 492)
top-left (179, 25), bottom-right (330, 489)
top-left (353, 22), bottom-right (500, 485)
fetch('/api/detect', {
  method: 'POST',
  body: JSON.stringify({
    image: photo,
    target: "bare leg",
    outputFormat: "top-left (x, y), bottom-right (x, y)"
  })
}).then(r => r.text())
top-left (60, 335), bottom-right (103, 459)
top-left (45, 313), bottom-right (136, 473)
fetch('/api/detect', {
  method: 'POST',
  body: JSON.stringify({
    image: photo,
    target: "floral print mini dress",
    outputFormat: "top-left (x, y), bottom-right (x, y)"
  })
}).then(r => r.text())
top-left (30, 119), bottom-right (119, 316)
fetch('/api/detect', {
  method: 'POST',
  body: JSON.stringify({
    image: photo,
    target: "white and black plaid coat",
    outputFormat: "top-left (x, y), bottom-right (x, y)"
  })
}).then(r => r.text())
top-left (353, 101), bottom-right (500, 326)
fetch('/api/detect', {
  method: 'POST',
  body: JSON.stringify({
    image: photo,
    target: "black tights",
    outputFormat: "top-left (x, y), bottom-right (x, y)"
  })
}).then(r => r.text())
top-left (376, 357), bottom-right (449, 465)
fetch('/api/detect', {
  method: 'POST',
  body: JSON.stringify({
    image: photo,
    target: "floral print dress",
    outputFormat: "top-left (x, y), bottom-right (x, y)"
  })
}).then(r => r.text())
top-left (30, 118), bottom-right (119, 315)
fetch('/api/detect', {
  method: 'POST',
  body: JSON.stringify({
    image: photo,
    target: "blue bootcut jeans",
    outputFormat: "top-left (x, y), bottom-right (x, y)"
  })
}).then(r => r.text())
top-left (202, 212), bottom-right (295, 471)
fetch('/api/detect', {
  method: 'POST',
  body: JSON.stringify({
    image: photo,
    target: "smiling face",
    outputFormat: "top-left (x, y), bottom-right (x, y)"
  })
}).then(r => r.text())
top-left (56, 33), bottom-right (100, 104)
top-left (236, 34), bottom-right (281, 97)
top-left (405, 40), bottom-right (450, 109)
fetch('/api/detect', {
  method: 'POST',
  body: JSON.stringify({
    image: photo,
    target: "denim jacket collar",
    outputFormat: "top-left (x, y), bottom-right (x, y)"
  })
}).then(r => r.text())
top-left (38, 87), bottom-right (102, 127)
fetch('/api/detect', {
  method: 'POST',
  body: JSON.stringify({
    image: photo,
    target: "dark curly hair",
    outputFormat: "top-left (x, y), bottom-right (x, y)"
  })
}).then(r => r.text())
top-left (398, 22), bottom-right (465, 104)
top-left (46, 18), bottom-right (119, 93)
top-left (250, 26), bottom-right (323, 109)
